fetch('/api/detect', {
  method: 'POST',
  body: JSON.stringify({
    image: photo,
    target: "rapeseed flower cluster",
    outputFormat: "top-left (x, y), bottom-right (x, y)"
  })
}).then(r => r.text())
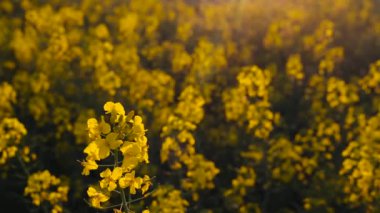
top-left (161, 86), bottom-right (219, 202)
top-left (0, 118), bottom-right (27, 165)
top-left (150, 185), bottom-right (189, 213)
top-left (223, 66), bottom-right (279, 139)
top-left (340, 112), bottom-right (380, 206)
top-left (24, 170), bottom-right (69, 213)
top-left (81, 101), bottom-right (151, 211)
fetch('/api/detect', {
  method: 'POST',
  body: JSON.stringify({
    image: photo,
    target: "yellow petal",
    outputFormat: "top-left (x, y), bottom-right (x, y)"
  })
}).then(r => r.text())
top-left (134, 177), bottom-right (143, 188)
top-left (100, 168), bottom-right (112, 178)
top-left (99, 179), bottom-right (108, 189)
top-left (134, 116), bottom-right (142, 124)
top-left (104, 102), bottom-right (115, 114)
top-left (118, 177), bottom-right (129, 188)
top-left (114, 103), bottom-right (125, 115)
top-left (110, 140), bottom-right (123, 149)
top-left (95, 139), bottom-right (110, 159)
top-left (99, 118), bottom-right (111, 134)
top-left (90, 198), bottom-right (100, 208)
top-left (81, 159), bottom-right (98, 176)
top-left (87, 118), bottom-right (98, 129)
top-left (106, 133), bottom-right (123, 149)
top-left (120, 142), bottom-right (140, 156)
top-left (108, 181), bottom-right (117, 191)
top-left (130, 187), bottom-right (136, 194)
top-left (106, 132), bottom-right (118, 141)
top-left (84, 142), bottom-right (100, 160)
top-left (122, 156), bottom-right (139, 171)
top-left (99, 193), bottom-right (110, 202)
top-left (87, 186), bottom-right (97, 197)
top-left (111, 167), bottom-right (123, 180)
top-left (141, 182), bottom-right (151, 194)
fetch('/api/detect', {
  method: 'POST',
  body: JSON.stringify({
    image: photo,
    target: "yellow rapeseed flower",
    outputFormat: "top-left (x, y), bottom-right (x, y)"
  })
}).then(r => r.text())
top-left (87, 186), bottom-right (110, 208)
top-left (100, 167), bottom-right (123, 191)
top-left (118, 171), bottom-right (143, 194)
top-left (104, 101), bottom-right (125, 123)
top-left (81, 159), bottom-right (98, 176)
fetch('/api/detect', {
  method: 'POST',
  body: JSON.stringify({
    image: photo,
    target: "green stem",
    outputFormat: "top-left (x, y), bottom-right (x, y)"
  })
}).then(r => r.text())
top-left (114, 150), bottom-right (129, 212)
top-left (128, 192), bottom-right (152, 204)
top-left (128, 193), bottom-right (131, 206)
top-left (16, 151), bottom-right (29, 176)
top-left (114, 150), bottom-right (119, 166)
top-left (98, 163), bottom-right (121, 167)
top-left (42, 203), bottom-right (49, 213)
top-left (121, 189), bottom-right (129, 213)
top-left (101, 203), bottom-right (123, 210)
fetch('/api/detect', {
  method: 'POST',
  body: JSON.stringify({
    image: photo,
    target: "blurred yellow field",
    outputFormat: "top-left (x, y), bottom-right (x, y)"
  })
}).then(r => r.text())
top-left (1, 0), bottom-right (380, 212)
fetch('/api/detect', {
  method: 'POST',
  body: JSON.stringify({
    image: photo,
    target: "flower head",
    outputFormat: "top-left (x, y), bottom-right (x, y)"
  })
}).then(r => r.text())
top-left (87, 186), bottom-right (110, 208)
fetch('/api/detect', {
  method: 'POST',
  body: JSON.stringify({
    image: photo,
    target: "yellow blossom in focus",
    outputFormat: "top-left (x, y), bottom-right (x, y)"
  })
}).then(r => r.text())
top-left (100, 167), bottom-right (123, 191)
top-left (119, 171), bottom-right (143, 194)
top-left (87, 186), bottom-right (110, 208)
top-left (104, 101), bottom-right (125, 123)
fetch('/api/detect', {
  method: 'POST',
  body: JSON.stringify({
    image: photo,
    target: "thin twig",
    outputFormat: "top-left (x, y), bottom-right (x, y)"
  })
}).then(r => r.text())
top-left (127, 192), bottom-right (152, 204)
top-left (17, 151), bottom-right (29, 176)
